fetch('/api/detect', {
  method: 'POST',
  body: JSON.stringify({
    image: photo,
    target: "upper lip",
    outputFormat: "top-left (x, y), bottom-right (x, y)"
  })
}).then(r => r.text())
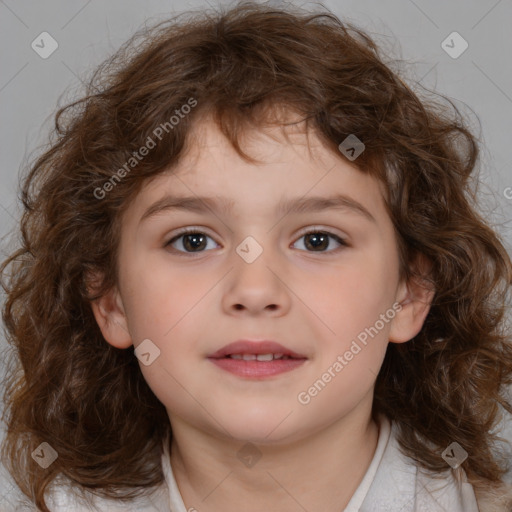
top-left (208, 340), bottom-right (308, 359)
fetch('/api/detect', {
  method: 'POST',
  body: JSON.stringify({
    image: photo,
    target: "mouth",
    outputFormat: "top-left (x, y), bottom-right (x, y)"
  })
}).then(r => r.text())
top-left (222, 353), bottom-right (300, 360)
top-left (207, 340), bottom-right (308, 379)
top-left (207, 340), bottom-right (308, 360)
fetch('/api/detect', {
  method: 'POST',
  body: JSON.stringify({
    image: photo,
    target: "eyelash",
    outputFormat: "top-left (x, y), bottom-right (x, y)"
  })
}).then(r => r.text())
top-left (164, 227), bottom-right (348, 256)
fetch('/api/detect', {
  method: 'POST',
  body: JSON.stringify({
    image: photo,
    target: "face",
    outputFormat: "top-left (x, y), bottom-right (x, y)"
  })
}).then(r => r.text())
top-left (92, 112), bottom-right (433, 445)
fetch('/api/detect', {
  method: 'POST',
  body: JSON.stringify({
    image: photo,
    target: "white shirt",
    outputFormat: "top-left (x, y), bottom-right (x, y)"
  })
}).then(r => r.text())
top-left (38, 414), bottom-right (480, 512)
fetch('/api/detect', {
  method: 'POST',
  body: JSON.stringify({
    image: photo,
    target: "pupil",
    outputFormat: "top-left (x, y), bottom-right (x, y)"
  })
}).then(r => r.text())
top-left (305, 233), bottom-right (328, 251)
top-left (184, 233), bottom-right (206, 251)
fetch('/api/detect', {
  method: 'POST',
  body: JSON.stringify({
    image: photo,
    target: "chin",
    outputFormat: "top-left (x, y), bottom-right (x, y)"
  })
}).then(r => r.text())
top-left (223, 413), bottom-right (307, 445)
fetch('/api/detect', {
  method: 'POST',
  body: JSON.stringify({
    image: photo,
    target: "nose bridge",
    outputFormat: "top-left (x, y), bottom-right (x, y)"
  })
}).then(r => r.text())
top-left (235, 234), bottom-right (267, 266)
top-left (232, 232), bottom-right (281, 284)
top-left (222, 231), bottom-right (290, 314)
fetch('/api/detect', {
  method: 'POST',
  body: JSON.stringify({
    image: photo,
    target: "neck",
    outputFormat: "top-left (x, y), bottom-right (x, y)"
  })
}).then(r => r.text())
top-left (168, 407), bottom-right (380, 512)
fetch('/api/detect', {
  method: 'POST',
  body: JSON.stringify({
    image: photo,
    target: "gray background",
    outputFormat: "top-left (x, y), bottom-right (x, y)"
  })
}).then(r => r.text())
top-left (1, 0), bottom-right (511, 508)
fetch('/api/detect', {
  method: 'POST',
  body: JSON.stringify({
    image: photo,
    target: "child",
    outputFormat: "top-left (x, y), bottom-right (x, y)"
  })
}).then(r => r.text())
top-left (1, 1), bottom-right (512, 511)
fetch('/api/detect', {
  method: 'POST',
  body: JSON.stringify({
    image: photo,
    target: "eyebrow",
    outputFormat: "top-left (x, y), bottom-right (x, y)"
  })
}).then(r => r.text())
top-left (139, 193), bottom-right (376, 224)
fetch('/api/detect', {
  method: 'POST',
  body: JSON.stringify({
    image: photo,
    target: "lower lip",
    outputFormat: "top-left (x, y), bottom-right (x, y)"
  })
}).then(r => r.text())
top-left (208, 357), bottom-right (307, 378)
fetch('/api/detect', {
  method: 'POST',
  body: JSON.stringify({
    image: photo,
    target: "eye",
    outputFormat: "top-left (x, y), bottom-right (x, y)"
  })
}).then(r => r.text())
top-left (292, 228), bottom-right (347, 253)
top-left (165, 228), bottom-right (218, 255)
top-left (164, 227), bottom-right (348, 256)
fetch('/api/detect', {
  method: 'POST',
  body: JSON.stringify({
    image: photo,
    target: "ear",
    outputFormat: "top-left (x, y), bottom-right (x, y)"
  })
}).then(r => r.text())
top-left (389, 252), bottom-right (435, 344)
top-left (87, 273), bottom-right (133, 349)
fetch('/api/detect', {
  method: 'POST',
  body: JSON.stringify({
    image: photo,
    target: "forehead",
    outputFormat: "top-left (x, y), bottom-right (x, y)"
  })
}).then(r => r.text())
top-left (181, 110), bottom-right (346, 172)
top-left (124, 113), bottom-right (390, 226)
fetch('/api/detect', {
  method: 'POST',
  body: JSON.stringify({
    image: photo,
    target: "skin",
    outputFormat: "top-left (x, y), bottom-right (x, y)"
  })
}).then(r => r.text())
top-left (91, 111), bottom-right (435, 512)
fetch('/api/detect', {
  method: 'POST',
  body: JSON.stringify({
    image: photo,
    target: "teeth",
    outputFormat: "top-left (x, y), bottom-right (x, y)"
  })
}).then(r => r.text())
top-left (228, 353), bottom-right (291, 360)
top-left (256, 353), bottom-right (274, 361)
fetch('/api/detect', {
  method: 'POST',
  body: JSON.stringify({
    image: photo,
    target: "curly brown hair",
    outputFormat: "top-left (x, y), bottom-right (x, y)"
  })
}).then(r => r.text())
top-left (1, 1), bottom-right (512, 511)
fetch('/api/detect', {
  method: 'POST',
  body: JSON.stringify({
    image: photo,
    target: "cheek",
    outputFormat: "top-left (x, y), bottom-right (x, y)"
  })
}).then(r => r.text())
top-left (298, 255), bottom-right (392, 329)
top-left (297, 258), bottom-right (396, 388)
top-left (120, 253), bottom-right (198, 337)
top-left (138, 361), bottom-right (192, 421)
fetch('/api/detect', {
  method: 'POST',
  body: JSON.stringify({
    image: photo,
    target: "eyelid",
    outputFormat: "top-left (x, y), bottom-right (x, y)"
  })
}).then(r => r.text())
top-left (294, 225), bottom-right (347, 240)
top-left (165, 225), bottom-right (347, 242)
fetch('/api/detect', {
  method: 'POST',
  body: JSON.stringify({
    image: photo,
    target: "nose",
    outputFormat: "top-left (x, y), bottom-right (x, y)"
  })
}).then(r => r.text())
top-left (221, 239), bottom-right (292, 317)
